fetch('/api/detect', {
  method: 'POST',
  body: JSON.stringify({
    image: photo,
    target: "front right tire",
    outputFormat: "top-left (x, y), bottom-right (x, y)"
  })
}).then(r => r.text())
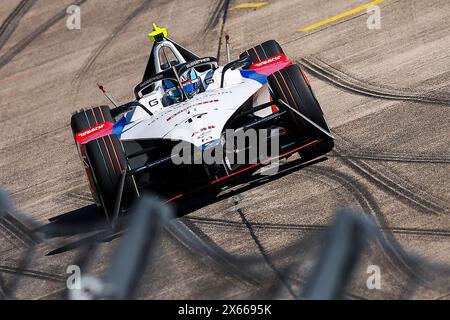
top-left (267, 64), bottom-right (334, 159)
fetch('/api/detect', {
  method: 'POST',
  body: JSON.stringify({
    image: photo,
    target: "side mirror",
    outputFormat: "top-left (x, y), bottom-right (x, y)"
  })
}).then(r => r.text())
top-left (231, 55), bottom-right (251, 70)
top-left (220, 56), bottom-right (252, 88)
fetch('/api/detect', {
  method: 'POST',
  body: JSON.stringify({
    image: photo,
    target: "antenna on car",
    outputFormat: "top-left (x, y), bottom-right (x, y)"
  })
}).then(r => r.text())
top-left (225, 34), bottom-right (232, 63)
top-left (97, 83), bottom-right (119, 108)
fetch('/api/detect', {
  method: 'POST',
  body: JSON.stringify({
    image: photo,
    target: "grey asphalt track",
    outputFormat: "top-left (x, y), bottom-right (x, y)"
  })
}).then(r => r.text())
top-left (0, 0), bottom-right (449, 299)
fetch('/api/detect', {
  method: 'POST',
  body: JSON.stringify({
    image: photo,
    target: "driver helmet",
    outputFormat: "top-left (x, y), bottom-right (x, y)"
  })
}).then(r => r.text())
top-left (162, 69), bottom-right (202, 105)
top-left (162, 79), bottom-right (183, 104)
top-left (180, 68), bottom-right (202, 98)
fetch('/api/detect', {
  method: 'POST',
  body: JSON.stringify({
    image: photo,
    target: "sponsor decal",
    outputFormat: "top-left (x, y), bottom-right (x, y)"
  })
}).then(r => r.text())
top-left (139, 74), bottom-right (164, 88)
top-left (194, 99), bottom-right (219, 106)
top-left (192, 91), bottom-right (232, 100)
top-left (250, 53), bottom-right (292, 74)
top-left (245, 53), bottom-right (292, 78)
top-left (75, 121), bottom-right (114, 144)
top-left (213, 91), bottom-right (232, 95)
top-left (185, 58), bottom-right (212, 69)
top-left (166, 99), bottom-right (219, 121)
top-left (250, 54), bottom-right (286, 68)
top-left (166, 106), bottom-right (191, 122)
top-left (192, 126), bottom-right (216, 137)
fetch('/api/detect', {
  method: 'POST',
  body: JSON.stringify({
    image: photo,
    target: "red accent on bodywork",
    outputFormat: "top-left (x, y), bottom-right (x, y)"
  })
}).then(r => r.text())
top-left (75, 121), bottom-right (114, 145)
top-left (211, 140), bottom-right (319, 184)
top-left (164, 194), bottom-right (183, 204)
top-left (269, 95), bottom-right (278, 113)
top-left (249, 53), bottom-right (293, 76)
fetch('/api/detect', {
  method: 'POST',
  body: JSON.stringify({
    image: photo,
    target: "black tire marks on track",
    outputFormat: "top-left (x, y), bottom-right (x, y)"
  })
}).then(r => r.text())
top-left (304, 166), bottom-right (450, 291)
top-left (298, 57), bottom-right (450, 106)
top-left (177, 167), bottom-right (450, 297)
top-left (186, 216), bottom-right (450, 239)
top-left (292, 56), bottom-right (449, 215)
top-left (215, 0), bottom-right (231, 63)
top-left (201, 0), bottom-right (231, 63)
top-left (0, 265), bottom-right (64, 283)
top-left (64, 191), bottom-right (94, 205)
top-left (72, 0), bottom-right (154, 87)
top-left (331, 151), bottom-right (450, 165)
top-left (167, 219), bottom-right (262, 287)
top-left (0, 213), bottom-right (41, 248)
top-left (45, 217), bottom-right (263, 288)
top-left (231, 195), bottom-right (297, 298)
top-left (0, 275), bottom-right (7, 299)
top-left (183, 162), bottom-right (450, 295)
top-left (0, 0), bottom-right (88, 71)
top-left (334, 136), bottom-right (448, 216)
top-left (39, 154), bottom-right (450, 297)
top-left (203, 0), bottom-right (230, 34)
top-left (0, 124), bottom-right (69, 151)
top-left (0, 0), bottom-right (37, 53)
top-left (186, 215), bottom-right (326, 233)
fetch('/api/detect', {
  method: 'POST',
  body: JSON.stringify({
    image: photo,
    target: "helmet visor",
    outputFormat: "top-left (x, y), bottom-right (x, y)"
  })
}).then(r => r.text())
top-left (181, 69), bottom-right (201, 98)
top-left (163, 79), bottom-right (183, 102)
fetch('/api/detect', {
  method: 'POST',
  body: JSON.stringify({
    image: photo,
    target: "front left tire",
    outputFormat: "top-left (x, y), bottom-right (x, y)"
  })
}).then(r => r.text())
top-left (71, 106), bottom-right (138, 223)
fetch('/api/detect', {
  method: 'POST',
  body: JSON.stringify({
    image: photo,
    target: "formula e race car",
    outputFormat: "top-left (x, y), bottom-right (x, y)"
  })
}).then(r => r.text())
top-left (70, 24), bottom-right (334, 224)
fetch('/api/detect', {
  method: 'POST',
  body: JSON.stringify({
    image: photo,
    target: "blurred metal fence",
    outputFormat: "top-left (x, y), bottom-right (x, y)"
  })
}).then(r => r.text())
top-left (69, 195), bottom-right (174, 300)
top-left (302, 210), bottom-right (372, 299)
top-left (1, 188), bottom-right (450, 300)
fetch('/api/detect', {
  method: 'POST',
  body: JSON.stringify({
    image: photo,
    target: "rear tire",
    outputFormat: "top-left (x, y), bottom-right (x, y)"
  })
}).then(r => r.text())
top-left (71, 106), bottom-right (138, 222)
top-left (268, 64), bottom-right (334, 159)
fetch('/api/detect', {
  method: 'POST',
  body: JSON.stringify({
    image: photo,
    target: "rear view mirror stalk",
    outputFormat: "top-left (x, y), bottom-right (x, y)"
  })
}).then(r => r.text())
top-left (220, 56), bottom-right (251, 88)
